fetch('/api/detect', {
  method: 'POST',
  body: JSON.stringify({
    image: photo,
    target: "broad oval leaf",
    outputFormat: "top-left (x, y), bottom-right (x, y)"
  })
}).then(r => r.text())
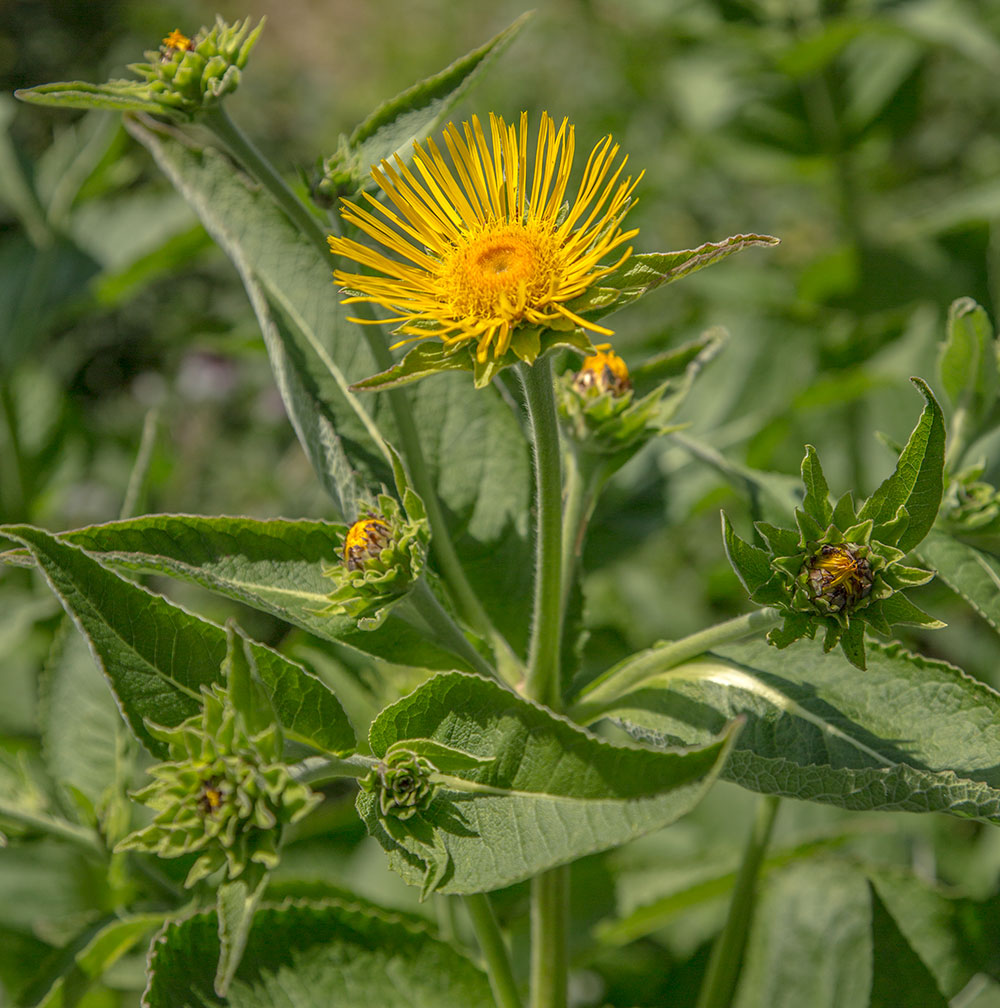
top-left (604, 635), bottom-right (1000, 820)
top-left (144, 899), bottom-right (492, 1008)
top-left (56, 514), bottom-right (475, 671)
top-left (0, 524), bottom-right (355, 758)
top-left (359, 671), bottom-right (736, 895)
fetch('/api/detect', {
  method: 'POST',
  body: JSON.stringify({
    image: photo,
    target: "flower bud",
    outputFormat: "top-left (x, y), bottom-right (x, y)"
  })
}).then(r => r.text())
top-left (573, 344), bottom-right (632, 397)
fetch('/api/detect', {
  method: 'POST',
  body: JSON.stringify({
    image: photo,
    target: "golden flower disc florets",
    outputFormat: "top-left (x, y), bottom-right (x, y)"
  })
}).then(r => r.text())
top-left (805, 543), bottom-right (873, 612)
top-left (161, 29), bottom-right (193, 52)
top-left (343, 516), bottom-right (392, 571)
top-left (328, 112), bottom-right (642, 364)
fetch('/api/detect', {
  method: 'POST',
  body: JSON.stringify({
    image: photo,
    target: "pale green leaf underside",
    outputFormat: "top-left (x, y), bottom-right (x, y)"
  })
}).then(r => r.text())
top-left (144, 899), bottom-right (492, 1008)
top-left (53, 514), bottom-right (468, 670)
top-left (918, 529), bottom-right (1000, 633)
top-left (15, 80), bottom-right (166, 114)
top-left (361, 672), bottom-right (735, 894)
top-left (607, 636), bottom-right (1000, 821)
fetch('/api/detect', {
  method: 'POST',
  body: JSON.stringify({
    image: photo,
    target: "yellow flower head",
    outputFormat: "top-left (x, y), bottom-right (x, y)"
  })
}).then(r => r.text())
top-left (573, 343), bottom-right (632, 396)
top-left (328, 112), bottom-right (641, 365)
top-left (161, 29), bottom-right (193, 52)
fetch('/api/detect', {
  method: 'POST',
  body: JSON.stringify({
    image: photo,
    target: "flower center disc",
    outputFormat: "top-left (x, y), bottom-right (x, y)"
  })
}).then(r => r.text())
top-left (444, 224), bottom-right (558, 321)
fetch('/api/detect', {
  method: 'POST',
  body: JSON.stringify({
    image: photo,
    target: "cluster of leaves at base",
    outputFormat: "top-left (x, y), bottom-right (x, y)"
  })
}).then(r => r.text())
top-left (723, 378), bottom-right (946, 670)
top-left (14, 16), bottom-right (263, 120)
top-left (116, 682), bottom-right (319, 887)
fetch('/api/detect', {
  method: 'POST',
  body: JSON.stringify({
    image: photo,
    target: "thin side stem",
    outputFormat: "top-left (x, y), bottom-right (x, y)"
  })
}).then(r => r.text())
top-left (120, 407), bottom-right (159, 520)
top-left (464, 893), bottom-right (524, 1008)
top-left (519, 358), bottom-right (564, 709)
top-left (696, 795), bottom-right (780, 1008)
top-left (407, 578), bottom-right (498, 681)
top-left (559, 449), bottom-right (607, 625)
top-left (0, 800), bottom-right (103, 855)
top-left (291, 754), bottom-right (374, 787)
top-left (529, 866), bottom-right (568, 1008)
top-left (569, 607), bottom-right (782, 723)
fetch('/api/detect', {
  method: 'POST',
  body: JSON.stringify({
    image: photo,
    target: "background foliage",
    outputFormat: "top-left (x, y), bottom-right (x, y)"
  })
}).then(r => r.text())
top-left (4, 1), bottom-right (1000, 1005)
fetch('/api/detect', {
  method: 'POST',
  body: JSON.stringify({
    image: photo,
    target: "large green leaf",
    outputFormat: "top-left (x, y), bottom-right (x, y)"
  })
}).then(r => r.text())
top-left (605, 635), bottom-right (1000, 820)
top-left (54, 514), bottom-right (475, 671)
top-left (0, 524), bottom-right (355, 758)
top-left (143, 899), bottom-right (492, 1008)
top-left (358, 671), bottom-right (735, 895)
top-left (918, 529), bottom-right (1000, 633)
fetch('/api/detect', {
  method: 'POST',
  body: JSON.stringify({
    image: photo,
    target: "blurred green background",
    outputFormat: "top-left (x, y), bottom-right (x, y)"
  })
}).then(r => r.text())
top-left (5, 3), bottom-right (1000, 1005)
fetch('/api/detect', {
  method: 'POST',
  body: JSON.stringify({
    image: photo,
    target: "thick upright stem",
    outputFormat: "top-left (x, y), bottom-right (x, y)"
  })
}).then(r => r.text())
top-left (696, 795), bottom-right (780, 1008)
top-left (464, 894), bottom-right (524, 1008)
top-left (201, 103), bottom-right (498, 646)
top-left (519, 358), bottom-right (564, 709)
top-left (530, 866), bottom-right (568, 1008)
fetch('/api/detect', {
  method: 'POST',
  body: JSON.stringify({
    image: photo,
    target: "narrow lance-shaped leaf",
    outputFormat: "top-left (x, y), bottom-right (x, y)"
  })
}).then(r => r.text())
top-left (359, 671), bottom-right (736, 895)
top-left (858, 377), bottom-right (945, 552)
top-left (721, 511), bottom-right (772, 596)
top-left (0, 524), bottom-right (355, 758)
top-left (801, 444), bottom-right (833, 527)
top-left (606, 636), bottom-right (1000, 822)
top-left (50, 514), bottom-right (475, 671)
top-left (144, 899), bottom-right (493, 1008)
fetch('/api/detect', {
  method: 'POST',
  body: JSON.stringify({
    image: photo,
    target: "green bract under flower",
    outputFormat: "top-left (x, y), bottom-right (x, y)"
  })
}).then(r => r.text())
top-left (321, 488), bottom-right (429, 630)
top-left (723, 379), bottom-right (947, 670)
top-left (115, 684), bottom-right (318, 887)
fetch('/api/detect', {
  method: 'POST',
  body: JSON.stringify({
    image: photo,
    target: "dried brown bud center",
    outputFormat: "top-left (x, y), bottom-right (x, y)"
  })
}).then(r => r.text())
top-left (343, 517), bottom-right (392, 571)
top-left (573, 344), bottom-right (632, 396)
top-left (806, 543), bottom-right (873, 611)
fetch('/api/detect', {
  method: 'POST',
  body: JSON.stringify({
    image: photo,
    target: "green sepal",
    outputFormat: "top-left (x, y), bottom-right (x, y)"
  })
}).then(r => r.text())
top-left (794, 507), bottom-right (824, 544)
top-left (872, 503), bottom-right (910, 549)
top-left (837, 619), bottom-right (867, 670)
top-left (223, 623), bottom-right (277, 742)
top-left (313, 13), bottom-right (530, 203)
top-left (858, 378), bottom-right (945, 552)
top-left (721, 512), bottom-right (772, 595)
top-left (860, 599), bottom-right (893, 637)
top-left (800, 445), bottom-right (833, 526)
top-left (878, 593), bottom-right (946, 629)
top-left (563, 235), bottom-right (780, 323)
top-left (832, 491), bottom-right (858, 528)
top-left (767, 612), bottom-right (815, 649)
top-left (755, 521), bottom-right (801, 556)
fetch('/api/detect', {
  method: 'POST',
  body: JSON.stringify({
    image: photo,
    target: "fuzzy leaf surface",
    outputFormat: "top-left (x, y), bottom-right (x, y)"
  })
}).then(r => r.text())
top-left (359, 671), bottom-right (735, 894)
top-left (56, 514), bottom-right (470, 670)
top-left (0, 524), bottom-right (355, 758)
top-left (607, 636), bottom-right (1000, 820)
top-left (918, 529), bottom-right (1000, 633)
top-left (143, 899), bottom-right (492, 1008)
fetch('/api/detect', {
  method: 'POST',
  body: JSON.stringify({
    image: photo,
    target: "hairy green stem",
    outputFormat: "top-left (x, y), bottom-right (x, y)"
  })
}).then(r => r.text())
top-left (202, 103), bottom-right (501, 650)
top-left (292, 754), bottom-right (374, 787)
top-left (559, 450), bottom-right (611, 624)
top-left (530, 866), bottom-right (569, 1008)
top-left (464, 893), bottom-right (524, 1008)
top-left (696, 795), bottom-right (780, 1008)
top-left (569, 607), bottom-right (782, 723)
top-left (408, 578), bottom-right (498, 681)
top-left (519, 358), bottom-right (564, 709)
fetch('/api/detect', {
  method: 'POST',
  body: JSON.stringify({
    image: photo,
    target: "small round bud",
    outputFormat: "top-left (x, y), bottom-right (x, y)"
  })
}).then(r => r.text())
top-left (573, 344), bottom-right (632, 396)
top-left (805, 543), bottom-right (873, 612)
top-left (365, 750), bottom-right (436, 821)
top-left (343, 516), bottom-right (392, 571)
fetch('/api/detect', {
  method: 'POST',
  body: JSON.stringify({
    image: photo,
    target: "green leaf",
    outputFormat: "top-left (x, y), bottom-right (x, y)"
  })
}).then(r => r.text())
top-left (55, 514), bottom-right (470, 670)
top-left (937, 296), bottom-right (998, 433)
top-left (569, 234), bottom-right (780, 321)
top-left (0, 524), bottom-right (355, 758)
top-left (14, 79), bottom-right (167, 115)
top-left (605, 635), bottom-right (1000, 820)
top-left (384, 738), bottom-right (496, 774)
top-left (335, 14), bottom-right (530, 195)
top-left (350, 341), bottom-right (471, 392)
top-left (858, 378), bottom-right (945, 552)
top-left (144, 899), bottom-right (492, 1008)
top-left (733, 861), bottom-right (872, 1008)
top-left (917, 529), bottom-right (1000, 633)
top-left (800, 445), bottom-right (833, 527)
top-left (124, 116), bottom-right (386, 519)
top-left (721, 512), bottom-right (773, 595)
top-left (869, 882), bottom-right (950, 1007)
top-left (25, 912), bottom-right (165, 1008)
top-left (359, 671), bottom-right (735, 895)
top-left (215, 871), bottom-right (270, 997)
